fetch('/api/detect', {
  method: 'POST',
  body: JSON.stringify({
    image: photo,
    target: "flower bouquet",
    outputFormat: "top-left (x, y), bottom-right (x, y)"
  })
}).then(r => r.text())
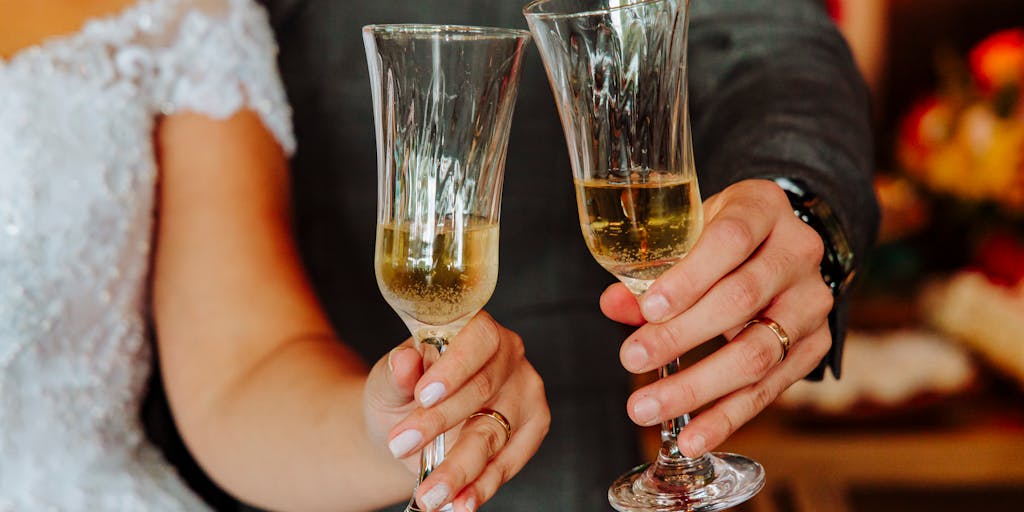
top-left (891, 28), bottom-right (1024, 390)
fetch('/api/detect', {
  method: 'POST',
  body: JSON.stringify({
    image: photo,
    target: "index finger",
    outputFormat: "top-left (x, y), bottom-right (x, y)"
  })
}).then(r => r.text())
top-left (640, 182), bottom-right (786, 323)
top-left (413, 311), bottom-right (518, 409)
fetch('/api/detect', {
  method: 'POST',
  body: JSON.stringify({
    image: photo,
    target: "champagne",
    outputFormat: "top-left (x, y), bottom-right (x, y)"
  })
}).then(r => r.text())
top-left (575, 174), bottom-right (702, 292)
top-left (375, 221), bottom-right (499, 327)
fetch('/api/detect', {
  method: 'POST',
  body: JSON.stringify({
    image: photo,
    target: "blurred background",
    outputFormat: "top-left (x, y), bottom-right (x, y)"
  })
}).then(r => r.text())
top-left (674, 1), bottom-right (1024, 510)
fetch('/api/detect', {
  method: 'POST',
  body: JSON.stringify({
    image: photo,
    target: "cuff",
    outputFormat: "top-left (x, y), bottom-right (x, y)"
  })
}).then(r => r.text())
top-left (772, 177), bottom-right (856, 379)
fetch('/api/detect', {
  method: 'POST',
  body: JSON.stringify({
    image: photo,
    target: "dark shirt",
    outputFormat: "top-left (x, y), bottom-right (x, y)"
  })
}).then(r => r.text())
top-left (148, 1), bottom-right (878, 510)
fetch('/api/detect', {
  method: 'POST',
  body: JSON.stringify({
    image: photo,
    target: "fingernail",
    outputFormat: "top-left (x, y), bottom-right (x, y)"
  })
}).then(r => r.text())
top-left (641, 293), bottom-right (671, 322)
top-left (388, 429), bottom-right (423, 458)
top-left (683, 434), bottom-right (707, 457)
top-left (464, 497), bottom-right (477, 512)
top-left (633, 397), bottom-right (661, 425)
top-left (622, 341), bottom-right (648, 372)
top-left (388, 347), bottom-right (408, 373)
top-left (419, 382), bottom-right (447, 408)
top-left (421, 483), bottom-right (451, 510)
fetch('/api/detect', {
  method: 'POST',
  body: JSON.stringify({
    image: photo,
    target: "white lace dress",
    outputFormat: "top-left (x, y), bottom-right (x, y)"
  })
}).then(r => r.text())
top-left (0, 0), bottom-right (294, 509)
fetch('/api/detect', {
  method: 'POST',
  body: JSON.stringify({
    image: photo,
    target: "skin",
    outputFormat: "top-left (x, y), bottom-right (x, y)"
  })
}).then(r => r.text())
top-left (600, 179), bottom-right (834, 458)
top-left (2, 3), bottom-right (550, 511)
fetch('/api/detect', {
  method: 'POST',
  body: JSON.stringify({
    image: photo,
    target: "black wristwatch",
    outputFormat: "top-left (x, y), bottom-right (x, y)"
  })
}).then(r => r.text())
top-left (771, 177), bottom-right (857, 380)
top-left (772, 177), bottom-right (856, 297)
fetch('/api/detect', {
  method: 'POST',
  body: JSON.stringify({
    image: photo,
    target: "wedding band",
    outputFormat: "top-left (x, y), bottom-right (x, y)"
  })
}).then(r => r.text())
top-left (469, 409), bottom-right (512, 445)
top-left (744, 317), bottom-right (791, 364)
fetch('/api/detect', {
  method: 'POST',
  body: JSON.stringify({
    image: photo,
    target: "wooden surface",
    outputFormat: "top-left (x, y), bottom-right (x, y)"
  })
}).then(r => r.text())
top-left (642, 392), bottom-right (1024, 511)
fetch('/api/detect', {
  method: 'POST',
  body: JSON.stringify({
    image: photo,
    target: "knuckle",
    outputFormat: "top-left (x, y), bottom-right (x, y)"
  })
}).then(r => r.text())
top-left (419, 406), bottom-right (451, 434)
top-left (661, 261), bottom-right (697, 292)
top-left (714, 216), bottom-right (757, 251)
top-left (436, 461), bottom-right (469, 492)
top-left (473, 466), bottom-right (506, 504)
top-left (481, 321), bottom-right (502, 355)
top-left (672, 380), bottom-right (701, 412)
top-left (714, 409), bottom-right (737, 441)
top-left (444, 350), bottom-right (477, 382)
top-left (525, 369), bottom-right (546, 399)
top-left (727, 273), bottom-right (763, 313)
top-left (471, 480), bottom-right (496, 507)
top-left (738, 339), bottom-right (777, 380)
top-left (720, 417), bottom-right (735, 443)
top-left (469, 312), bottom-right (502, 354)
top-left (671, 267), bottom-right (701, 303)
top-left (477, 423), bottom-right (505, 459)
top-left (651, 323), bottom-right (685, 355)
top-left (810, 330), bottom-right (833, 360)
top-left (808, 232), bottom-right (826, 264)
top-left (763, 181), bottom-right (790, 207)
top-left (539, 407), bottom-right (552, 434)
top-left (796, 223), bottom-right (826, 264)
top-left (506, 331), bottom-right (526, 362)
top-left (764, 247), bottom-right (798, 280)
top-left (815, 282), bottom-right (835, 316)
top-left (494, 460), bottom-right (515, 484)
top-left (475, 309), bottom-right (495, 324)
top-left (750, 383), bottom-right (777, 414)
top-left (747, 194), bottom-right (776, 218)
top-left (470, 370), bottom-right (498, 400)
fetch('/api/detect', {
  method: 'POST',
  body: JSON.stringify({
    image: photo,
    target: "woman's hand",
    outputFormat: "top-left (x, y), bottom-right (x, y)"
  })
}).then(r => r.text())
top-left (363, 311), bottom-right (550, 512)
top-left (600, 179), bottom-right (833, 457)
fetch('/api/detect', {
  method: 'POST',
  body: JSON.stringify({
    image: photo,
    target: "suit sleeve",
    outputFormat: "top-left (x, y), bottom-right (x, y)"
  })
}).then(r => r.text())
top-left (688, 0), bottom-right (880, 379)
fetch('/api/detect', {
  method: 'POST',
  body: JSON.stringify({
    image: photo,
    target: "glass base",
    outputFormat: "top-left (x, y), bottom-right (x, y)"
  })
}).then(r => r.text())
top-left (608, 453), bottom-right (765, 512)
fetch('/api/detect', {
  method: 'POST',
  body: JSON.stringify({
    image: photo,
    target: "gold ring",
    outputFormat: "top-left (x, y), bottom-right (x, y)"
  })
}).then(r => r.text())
top-left (468, 409), bottom-right (512, 445)
top-left (744, 317), bottom-right (791, 364)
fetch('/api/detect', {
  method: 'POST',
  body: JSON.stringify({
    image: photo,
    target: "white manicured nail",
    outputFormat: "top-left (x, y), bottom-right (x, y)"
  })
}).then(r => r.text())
top-left (464, 496), bottom-right (477, 512)
top-left (419, 382), bottom-right (447, 408)
top-left (421, 483), bottom-right (451, 510)
top-left (388, 429), bottom-right (423, 458)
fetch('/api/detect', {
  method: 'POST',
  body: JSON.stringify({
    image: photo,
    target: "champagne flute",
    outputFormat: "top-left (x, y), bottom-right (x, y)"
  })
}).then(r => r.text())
top-left (524, 1), bottom-right (765, 510)
top-left (363, 24), bottom-right (530, 512)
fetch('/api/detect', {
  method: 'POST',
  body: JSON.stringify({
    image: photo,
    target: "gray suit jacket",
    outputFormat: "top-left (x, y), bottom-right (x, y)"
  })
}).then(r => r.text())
top-left (149, 1), bottom-right (878, 511)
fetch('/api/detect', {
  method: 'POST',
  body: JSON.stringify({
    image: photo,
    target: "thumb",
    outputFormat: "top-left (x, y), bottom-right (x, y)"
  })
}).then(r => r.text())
top-left (366, 341), bottom-right (423, 410)
top-left (600, 282), bottom-right (647, 326)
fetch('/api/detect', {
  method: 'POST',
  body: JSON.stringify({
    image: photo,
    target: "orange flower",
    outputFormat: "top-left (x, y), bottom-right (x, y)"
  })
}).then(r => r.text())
top-left (969, 28), bottom-right (1024, 94)
top-left (898, 95), bottom-right (954, 174)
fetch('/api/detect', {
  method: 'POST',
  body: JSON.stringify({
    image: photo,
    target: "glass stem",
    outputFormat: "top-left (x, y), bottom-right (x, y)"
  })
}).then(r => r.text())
top-left (642, 358), bottom-right (716, 493)
top-left (658, 358), bottom-right (688, 456)
top-left (407, 336), bottom-right (448, 512)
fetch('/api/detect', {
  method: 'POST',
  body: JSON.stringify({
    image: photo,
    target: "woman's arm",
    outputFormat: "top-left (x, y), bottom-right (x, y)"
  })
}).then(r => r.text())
top-left (151, 110), bottom-right (548, 512)
top-left (152, 110), bottom-right (411, 509)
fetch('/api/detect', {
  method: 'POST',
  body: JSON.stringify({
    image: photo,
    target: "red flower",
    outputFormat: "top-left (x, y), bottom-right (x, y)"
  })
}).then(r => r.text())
top-left (969, 28), bottom-right (1024, 94)
top-left (826, 0), bottom-right (843, 22)
top-left (974, 231), bottom-right (1024, 286)
top-left (898, 95), bottom-right (954, 171)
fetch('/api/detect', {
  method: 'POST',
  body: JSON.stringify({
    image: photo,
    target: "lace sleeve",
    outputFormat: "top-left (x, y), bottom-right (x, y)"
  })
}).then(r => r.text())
top-left (154, 0), bottom-right (296, 154)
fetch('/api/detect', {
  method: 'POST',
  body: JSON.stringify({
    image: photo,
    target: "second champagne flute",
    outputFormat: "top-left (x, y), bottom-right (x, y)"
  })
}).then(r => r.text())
top-left (525, 1), bottom-right (765, 510)
top-left (364, 24), bottom-right (530, 512)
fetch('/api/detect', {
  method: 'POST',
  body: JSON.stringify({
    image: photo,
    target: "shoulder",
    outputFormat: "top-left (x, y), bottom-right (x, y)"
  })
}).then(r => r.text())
top-left (126, 0), bottom-right (273, 46)
top-left (171, 0), bottom-right (269, 19)
top-left (168, 0), bottom-right (273, 36)
top-left (153, 0), bottom-right (295, 153)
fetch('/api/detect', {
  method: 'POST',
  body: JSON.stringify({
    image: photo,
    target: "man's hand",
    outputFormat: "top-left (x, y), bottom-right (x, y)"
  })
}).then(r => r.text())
top-left (601, 179), bottom-right (833, 457)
